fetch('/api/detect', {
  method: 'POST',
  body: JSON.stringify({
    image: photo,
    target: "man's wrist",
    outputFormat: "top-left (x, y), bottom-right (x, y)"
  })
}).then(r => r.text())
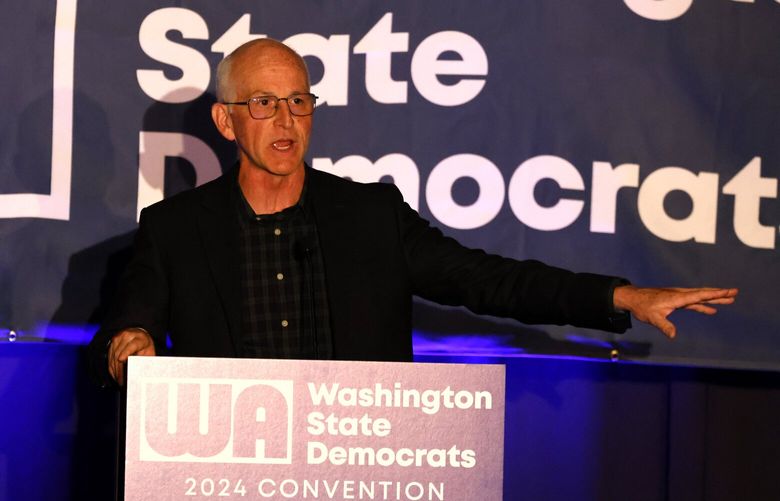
top-left (610, 280), bottom-right (633, 312)
top-left (607, 280), bottom-right (633, 332)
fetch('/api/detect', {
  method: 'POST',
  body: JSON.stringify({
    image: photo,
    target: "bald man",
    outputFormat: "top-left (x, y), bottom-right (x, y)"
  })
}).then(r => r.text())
top-left (89, 39), bottom-right (736, 386)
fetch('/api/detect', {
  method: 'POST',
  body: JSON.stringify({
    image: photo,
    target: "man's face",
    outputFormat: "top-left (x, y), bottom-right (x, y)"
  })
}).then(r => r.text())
top-left (217, 46), bottom-right (312, 178)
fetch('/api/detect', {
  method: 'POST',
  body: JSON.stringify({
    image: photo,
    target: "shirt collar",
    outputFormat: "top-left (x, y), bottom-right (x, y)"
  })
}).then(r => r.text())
top-left (234, 166), bottom-right (310, 223)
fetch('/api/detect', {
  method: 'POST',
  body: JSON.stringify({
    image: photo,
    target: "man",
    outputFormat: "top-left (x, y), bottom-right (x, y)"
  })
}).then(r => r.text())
top-left (89, 39), bottom-right (737, 386)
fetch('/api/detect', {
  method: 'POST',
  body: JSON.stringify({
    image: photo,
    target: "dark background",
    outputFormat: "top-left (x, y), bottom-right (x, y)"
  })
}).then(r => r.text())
top-left (0, 1), bottom-right (778, 499)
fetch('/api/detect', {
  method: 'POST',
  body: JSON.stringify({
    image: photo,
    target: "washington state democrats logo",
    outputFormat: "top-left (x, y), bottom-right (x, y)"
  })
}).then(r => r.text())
top-left (138, 378), bottom-right (293, 464)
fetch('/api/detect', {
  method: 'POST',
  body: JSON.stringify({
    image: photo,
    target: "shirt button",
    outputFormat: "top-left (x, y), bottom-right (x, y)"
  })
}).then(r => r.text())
top-left (281, 320), bottom-right (289, 328)
top-left (274, 228), bottom-right (281, 236)
top-left (276, 273), bottom-right (284, 280)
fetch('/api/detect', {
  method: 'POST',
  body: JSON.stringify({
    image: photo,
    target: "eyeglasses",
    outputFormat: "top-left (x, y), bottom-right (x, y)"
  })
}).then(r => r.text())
top-left (222, 93), bottom-right (318, 119)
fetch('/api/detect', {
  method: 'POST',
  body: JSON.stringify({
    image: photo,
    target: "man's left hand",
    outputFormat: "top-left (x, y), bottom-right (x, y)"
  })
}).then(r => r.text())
top-left (613, 286), bottom-right (738, 339)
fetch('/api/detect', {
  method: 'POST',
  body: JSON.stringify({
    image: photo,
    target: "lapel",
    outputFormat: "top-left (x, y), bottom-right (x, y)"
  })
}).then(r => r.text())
top-left (195, 169), bottom-right (243, 356)
top-left (307, 168), bottom-right (354, 338)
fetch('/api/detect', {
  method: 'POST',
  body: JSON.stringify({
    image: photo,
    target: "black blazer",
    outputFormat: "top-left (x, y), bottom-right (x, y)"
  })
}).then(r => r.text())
top-left (89, 167), bottom-right (628, 383)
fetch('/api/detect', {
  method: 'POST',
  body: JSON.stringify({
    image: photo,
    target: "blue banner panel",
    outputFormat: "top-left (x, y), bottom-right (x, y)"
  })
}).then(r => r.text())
top-left (0, 0), bottom-right (778, 369)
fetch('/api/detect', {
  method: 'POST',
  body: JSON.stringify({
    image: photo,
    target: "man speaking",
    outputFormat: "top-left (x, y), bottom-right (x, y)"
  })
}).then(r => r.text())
top-left (89, 39), bottom-right (737, 386)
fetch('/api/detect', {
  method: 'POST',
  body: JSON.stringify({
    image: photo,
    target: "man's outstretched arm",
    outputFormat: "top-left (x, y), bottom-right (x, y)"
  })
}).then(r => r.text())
top-left (613, 286), bottom-right (738, 339)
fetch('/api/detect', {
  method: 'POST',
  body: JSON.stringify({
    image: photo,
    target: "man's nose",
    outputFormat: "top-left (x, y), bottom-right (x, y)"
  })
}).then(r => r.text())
top-left (273, 98), bottom-right (294, 127)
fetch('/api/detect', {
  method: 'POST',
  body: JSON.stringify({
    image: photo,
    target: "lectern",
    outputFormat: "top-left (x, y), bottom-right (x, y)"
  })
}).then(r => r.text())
top-left (124, 357), bottom-right (505, 500)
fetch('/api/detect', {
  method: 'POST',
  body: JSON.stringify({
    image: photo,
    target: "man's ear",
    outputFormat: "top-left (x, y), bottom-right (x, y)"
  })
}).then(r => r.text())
top-left (211, 103), bottom-right (236, 141)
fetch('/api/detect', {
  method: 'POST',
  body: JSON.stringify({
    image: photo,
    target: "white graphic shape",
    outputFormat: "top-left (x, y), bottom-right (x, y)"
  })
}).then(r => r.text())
top-left (0, 0), bottom-right (77, 220)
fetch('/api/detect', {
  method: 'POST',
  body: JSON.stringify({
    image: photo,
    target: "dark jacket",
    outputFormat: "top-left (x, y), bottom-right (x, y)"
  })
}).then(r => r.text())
top-left (89, 167), bottom-right (629, 385)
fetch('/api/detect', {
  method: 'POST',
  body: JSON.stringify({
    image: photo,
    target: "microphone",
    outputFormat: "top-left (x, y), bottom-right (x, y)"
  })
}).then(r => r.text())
top-left (293, 236), bottom-right (317, 262)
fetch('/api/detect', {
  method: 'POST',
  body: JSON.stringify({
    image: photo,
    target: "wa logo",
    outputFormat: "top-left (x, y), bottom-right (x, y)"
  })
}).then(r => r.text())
top-left (138, 378), bottom-right (293, 464)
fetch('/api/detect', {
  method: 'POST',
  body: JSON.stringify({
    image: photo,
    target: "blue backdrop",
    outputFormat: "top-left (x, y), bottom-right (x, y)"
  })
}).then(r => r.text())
top-left (2, 2), bottom-right (780, 500)
top-left (1, 1), bottom-right (778, 370)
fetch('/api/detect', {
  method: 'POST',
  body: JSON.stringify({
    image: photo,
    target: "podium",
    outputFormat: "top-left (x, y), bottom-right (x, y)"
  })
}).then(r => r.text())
top-left (124, 357), bottom-right (505, 500)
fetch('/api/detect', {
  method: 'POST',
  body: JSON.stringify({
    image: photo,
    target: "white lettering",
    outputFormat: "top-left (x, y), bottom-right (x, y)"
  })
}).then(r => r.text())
top-left (590, 162), bottom-right (641, 233)
top-left (306, 412), bottom-right (391, 437)
top-left (285, 33), bottom-right (351, 106)
top-left (461, 449), bottom-right (476, 468)
top-left (406, 482), bottom-right (424, 501)
top-left (508, 155), bottom-right (585, 231)
top-left (307, 441), bottom-right (328, 464)
top-left (624, 0), bottom-right (777, 21)
top-left (258, 479), bottom-right (275, 497)
top-left (137, 8), bottom-right (210, 103)
top-left (307, 382), bottom-right (339, 406)
top-left (722, 157), bottom-right (778, 249)
top-left (411, 31), bottom-right (488, 106)
top-left (279, 479), bottom-right (298, 498)
top-left (454, 390), bottom-right (474, 409)
top-left (623, 0), bottom-right (694, 21)
top-left (137, 132), bottom-right (221, 220)
top-left (637, 167), bottom-right (719, 243)
top-left (211, 14), bottom-right (265, 58)
top-left (426, 154), bottom-right (504, 229)
top-left (307, 382), bottom-right (493, 415)
top-left (353, 13), bottom-right (409, 104)
top-left (313, 154), bottom-right (420, 210)
top-left (316, 154), bottom-right (776, 249)
top-left (136, 11), bottom-right (488, 106)
top-left (306, 443), bottom-right (474, 468)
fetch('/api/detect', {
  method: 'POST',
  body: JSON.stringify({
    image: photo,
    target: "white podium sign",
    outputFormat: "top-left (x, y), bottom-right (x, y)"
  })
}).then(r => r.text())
top-left (125, 357), bottom-right (505, 500)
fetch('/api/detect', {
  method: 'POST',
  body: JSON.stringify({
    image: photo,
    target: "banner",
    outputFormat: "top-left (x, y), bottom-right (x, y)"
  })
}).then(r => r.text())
top-left (125, 357), bottom-right (505, 500)
top-left (1, 1), bottom-right (778, 369)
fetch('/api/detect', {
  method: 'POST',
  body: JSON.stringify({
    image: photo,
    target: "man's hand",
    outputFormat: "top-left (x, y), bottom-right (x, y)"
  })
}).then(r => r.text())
top-left (613, 286), bottom-right (738, 339)
top-left (108, 327), bottom-right (156, 386)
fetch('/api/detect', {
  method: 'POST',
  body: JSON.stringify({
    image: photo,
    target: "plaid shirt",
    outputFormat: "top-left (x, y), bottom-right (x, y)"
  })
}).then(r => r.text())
top-left (235, 177), bottom-right (333, 359)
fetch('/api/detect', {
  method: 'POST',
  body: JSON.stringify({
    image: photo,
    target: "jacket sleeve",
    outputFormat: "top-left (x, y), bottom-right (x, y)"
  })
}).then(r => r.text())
top-left (393, 188), bottom-right (631, 333)
top-left (87, 208), bottom-right (170, 387)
